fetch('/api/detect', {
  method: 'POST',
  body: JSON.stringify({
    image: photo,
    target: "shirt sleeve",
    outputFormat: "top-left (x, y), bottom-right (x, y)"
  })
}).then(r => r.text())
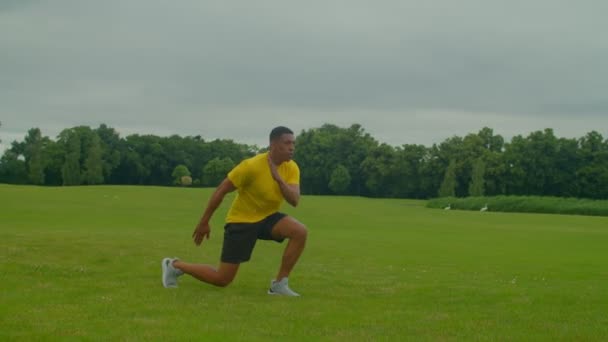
top-left (286, 162), bottom-right (300, 185)
top-left (227, 159), bottom-right (250, 188)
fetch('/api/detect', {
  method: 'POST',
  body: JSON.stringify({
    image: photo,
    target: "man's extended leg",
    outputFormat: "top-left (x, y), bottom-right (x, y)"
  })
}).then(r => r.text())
top-left (173, 261), bottom-right (239, 287)
top-left (271, 216), bottom-right (308, 281)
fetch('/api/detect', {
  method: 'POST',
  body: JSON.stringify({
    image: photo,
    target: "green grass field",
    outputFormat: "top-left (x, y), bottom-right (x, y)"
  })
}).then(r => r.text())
top-left (1, 184), bottom-right (608, 341)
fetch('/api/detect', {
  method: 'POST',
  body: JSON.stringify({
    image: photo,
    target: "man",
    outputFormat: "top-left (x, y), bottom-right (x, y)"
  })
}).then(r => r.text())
top-left (161, 126), bottom-right (307, 296)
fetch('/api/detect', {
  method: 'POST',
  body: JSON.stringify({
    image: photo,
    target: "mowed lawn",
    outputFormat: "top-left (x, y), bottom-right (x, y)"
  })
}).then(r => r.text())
top-left (1, 184), bottom-right (608, 341)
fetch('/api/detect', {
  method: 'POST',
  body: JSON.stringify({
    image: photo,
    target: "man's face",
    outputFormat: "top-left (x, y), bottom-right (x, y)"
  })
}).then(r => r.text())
top-left (271, 133), bottom-right (295, 162)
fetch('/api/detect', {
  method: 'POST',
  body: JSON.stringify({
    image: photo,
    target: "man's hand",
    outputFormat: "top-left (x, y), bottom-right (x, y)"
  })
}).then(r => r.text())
top-left (192, 220), bottom-right (211, 246)
top-left (268, 153), bottom-right (282, 182)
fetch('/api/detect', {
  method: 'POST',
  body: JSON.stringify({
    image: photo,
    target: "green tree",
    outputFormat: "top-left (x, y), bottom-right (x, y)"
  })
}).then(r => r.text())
top-left (477, 126), bottom-right (504, 152)
top-left (95, 124), bottom-right (121, 182)
top-left (503, 134), bottom-right (526, 195)
top-left (328, 164), bottom-right (351, 194)
top-left (42, 140), bottom-right (64, 186)
top-left (296, 123), bottom-right (377, 195)
top-left (483, 150), bottom-right (506, 196)
top-left (554, 137), bottom-right (580, 197)
top-left (503, 129), bottom-right (561, 196)
top-left (418, 144), bottom-right (445, 199)
top-left (393, 144), bottom-right (428, 198)
top-left (438, 160), bottom-right (457, 197)
top-left (8, 128), bottom-right (50, 185)
top-left (361, 144), bottom-right (396, 197)
top-left (577, 131), bottom-right (608, 199)
top-left (82, 134), bottom-right (104, 184)
top-left (119, 135), bottom-right (169, 185)
top-left (435, 136), bottom-right (468, 196)
top-left (468, 158), bottom-right (486, 196)
top-left (23, 128), bottom-right (47, 185)
top-left (28, 147), bottom-right (45, 184)
top-left (115, 146), bottom-right (149, 185)
top-left (62, 131), bottom-right (81, 185)
top-left (0, 151), bottom-right (28, 184)
top-left (474, 127), bottom-right (505, 196)
top-left (430, 128), bottom-right (504, 198)
top-left (172, 164), bottom-right (191, 185)
top-left (202, 157), bottom-right (235, 186)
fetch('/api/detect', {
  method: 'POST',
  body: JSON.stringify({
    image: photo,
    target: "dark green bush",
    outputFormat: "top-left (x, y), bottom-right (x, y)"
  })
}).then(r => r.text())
top-left (427, 196), bottom-right (608, 217)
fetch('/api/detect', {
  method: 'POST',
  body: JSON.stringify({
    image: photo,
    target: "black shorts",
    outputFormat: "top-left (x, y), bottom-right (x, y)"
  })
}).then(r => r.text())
top-left (221, 212), bottom-right (287, 264)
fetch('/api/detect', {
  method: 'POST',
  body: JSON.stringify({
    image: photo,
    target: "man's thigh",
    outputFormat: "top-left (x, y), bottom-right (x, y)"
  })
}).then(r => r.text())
top-left (270, 216), bottom-right (307, 240)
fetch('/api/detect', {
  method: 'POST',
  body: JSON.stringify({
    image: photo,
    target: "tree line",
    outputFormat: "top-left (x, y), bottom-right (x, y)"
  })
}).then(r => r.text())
top-left (1, 123), bottom-right (607, 199)
top-left (0, 125), bottom-right (253, 188)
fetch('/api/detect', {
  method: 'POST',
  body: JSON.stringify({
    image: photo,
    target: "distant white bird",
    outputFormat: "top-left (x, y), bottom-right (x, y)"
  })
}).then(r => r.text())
top-left (444, 204), bottom-right (451, 210)
top-left (480, 203), bottom-right (488, 212)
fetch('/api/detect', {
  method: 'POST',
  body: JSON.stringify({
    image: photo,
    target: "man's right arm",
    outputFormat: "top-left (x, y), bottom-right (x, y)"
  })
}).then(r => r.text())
top-left (192, 178), bottom-right (236, 246)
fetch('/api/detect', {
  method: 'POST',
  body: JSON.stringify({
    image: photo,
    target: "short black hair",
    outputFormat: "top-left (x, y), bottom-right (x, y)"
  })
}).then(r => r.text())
top-left (269, 126), bottom-right (293, 142)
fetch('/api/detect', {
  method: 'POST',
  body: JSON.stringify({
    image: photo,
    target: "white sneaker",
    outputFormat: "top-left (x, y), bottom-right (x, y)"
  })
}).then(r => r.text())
top-left (161, 257), bottom-right (183, 288)
top-left (267, 277), bottom-right (300, 296)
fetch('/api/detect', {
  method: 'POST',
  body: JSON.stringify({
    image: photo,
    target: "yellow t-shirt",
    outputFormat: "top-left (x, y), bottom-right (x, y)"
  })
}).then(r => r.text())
top-left (226, 152), bottom-right (300, 223)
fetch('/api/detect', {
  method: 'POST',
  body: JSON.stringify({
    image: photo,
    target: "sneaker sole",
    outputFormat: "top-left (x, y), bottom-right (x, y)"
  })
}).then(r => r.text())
top-left (267, 289), bottom-right (300, 296)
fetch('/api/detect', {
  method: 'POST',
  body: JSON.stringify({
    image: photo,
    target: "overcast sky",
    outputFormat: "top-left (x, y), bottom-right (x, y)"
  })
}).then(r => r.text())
top-left (1, 0), bottom-right (607, 151)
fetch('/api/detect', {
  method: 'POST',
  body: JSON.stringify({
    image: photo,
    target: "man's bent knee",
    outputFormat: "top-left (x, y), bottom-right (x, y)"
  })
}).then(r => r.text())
top-left (273, 217), bottom-right (308, 241)
top-left (281, 219), bottom-right (307, 241)
top-left (216, 277), bottom-right (233, 287)
top-left (215, 262), bottom-right (239, 287)
top-left (292, 224), bottom-right (308, 241)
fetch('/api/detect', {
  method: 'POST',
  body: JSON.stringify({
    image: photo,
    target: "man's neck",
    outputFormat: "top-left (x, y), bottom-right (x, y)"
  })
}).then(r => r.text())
top-left (268, 151), bottom-right (283, 165)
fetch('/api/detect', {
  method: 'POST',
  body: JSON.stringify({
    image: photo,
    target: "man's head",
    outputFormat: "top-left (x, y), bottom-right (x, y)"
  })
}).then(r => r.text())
top-left (269, 126), bottom-right (295, 162)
